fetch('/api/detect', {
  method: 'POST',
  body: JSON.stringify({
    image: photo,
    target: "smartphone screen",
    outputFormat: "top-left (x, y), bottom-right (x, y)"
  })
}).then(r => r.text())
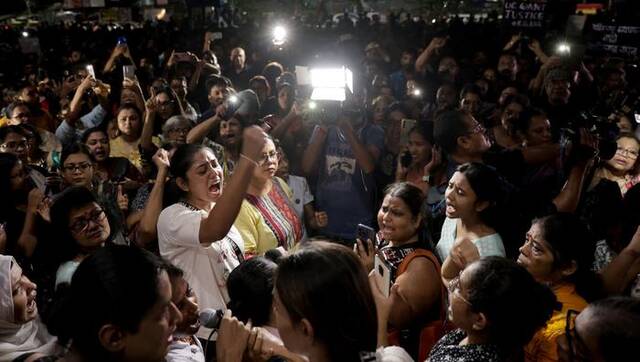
top-left (86, 64), bottom-right (96, 79)
top-left (374, 255), bottom-right (392, 297)
top-left (123, 65), bottom-right (135, 80)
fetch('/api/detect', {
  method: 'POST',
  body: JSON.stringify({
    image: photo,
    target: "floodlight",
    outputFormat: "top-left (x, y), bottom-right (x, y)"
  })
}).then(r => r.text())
top-left (272, 25), bottom-right (287, 46)
top-left (309, 67), bottom-right (354, 102)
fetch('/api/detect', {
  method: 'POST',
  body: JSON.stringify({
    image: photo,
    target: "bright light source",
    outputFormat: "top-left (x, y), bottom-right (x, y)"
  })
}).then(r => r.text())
top-left (228, 95), bottom-right (239, 104)
top-left (157, 8), bottom-right (167, 21)
top-left (308, 101), bottom-right (317, 110)
top-left (413, 89), bottom-right (422, 97)
top-left (309, 67), bottom-right (354, 102)
top-left (635, 113), bottom-right (640, 124)
top-left (557, 42), bottom-right (571, 54)
top-left (310, 67), bottom-right (353, 92)
top-left (431, 18), bottom-right (437, 24)
top-left (21, 31), bottom-right (29, 38)
top-left (273, 25), bottom-right (287, 46)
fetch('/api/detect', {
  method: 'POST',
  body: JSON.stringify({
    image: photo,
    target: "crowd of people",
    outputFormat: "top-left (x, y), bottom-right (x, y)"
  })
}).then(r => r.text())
top-left (2, 5), bottom-right (640, 362)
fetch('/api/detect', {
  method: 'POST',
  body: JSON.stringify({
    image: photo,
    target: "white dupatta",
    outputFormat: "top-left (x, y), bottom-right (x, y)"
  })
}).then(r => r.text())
top-left (0, 255), bottom-right (58, 361)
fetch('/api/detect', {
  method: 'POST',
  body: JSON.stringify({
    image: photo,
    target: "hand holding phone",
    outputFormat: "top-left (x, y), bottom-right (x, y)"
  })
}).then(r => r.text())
top-left (357, 224), bottom-right (376, 253)
top-left (123, 65), bottom-right (135, 80)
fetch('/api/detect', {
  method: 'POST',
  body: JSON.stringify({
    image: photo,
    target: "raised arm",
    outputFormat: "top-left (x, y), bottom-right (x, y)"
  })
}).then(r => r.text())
top-left (301, 125), bottom-right (328, 176)
top-left (197, 126), bottom-right (267, 245)
top-left (415, 37), bottom-right (447, 74)
top-left (136, 149), bottom-right (170, 248)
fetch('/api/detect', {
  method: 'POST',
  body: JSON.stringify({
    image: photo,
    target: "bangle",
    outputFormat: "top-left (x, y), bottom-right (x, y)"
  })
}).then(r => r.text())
top-left (240, 153), bottom-right (259, 167)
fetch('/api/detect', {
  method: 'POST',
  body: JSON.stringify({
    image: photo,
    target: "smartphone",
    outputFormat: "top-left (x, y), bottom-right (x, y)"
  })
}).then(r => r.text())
top-left (357, 224), bottom-right (376, 253)
top-left (400, 118), bottom-right (417, 145)
top-left (374, 254), bottom-right (392, 297)
top-left (86, 64), bottom-right (96, 79)
top-left (117, 36), bottom-right (127, 45)
top-left (123, 65), bottom-right (135, 80)
top-left (400, 151), bottom-right (413, 168)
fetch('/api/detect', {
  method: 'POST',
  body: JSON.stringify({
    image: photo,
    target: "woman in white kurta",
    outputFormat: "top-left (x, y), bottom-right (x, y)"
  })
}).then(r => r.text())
top-left (157, 127), bottom-right (267, 339)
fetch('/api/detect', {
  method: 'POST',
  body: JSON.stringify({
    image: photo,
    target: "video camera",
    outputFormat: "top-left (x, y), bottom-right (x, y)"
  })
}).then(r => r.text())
top-left (561, 109), bottom-right (619, 161)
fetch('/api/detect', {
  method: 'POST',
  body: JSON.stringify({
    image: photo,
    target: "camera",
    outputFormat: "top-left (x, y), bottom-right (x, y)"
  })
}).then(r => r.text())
top-left (561, 110), bottom-right (619, 161)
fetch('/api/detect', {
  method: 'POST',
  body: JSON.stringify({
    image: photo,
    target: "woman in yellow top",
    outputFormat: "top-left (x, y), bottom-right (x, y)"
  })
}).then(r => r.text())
top-left (517, 213), bottom-right (602, 362)
top-left (234, 137), bottom-right (303, 256)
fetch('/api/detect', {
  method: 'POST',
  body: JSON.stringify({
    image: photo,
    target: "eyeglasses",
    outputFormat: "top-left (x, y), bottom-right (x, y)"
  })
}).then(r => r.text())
top-left (0, 140), bottom-right (28, 151)
top-left (62, 162), bottom-right (92, 172)
top-left (258, 150), bottom-right (279, 165)
top-left (69, 208), bottom-right (106, 234)
top-left (167, 127), bottom-right (190, 135)
top-left (565, 309), bottom-right (591, 362)
top-left (447, 276), bottom-right (472, 306)
top-left (616, 147), bottom-right (639, 159)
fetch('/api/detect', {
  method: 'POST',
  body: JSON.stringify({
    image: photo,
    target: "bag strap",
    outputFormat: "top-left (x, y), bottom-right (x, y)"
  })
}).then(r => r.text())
top-left (396, 249), bottom-right (447, 322)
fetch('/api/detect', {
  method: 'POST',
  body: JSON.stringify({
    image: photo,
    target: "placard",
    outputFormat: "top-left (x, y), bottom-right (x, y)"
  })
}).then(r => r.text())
top-left (588, 22), bottom-right (640, 57)
top-left (503, 0), bottom-right (547, 29)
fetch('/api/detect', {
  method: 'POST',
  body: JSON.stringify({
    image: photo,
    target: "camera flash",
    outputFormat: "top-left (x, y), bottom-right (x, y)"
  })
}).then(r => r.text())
top-left (228, 95), bottom-right (239, 104)
top-left (413, 89), bottom-right (422, 97)
top-left (308, 101), bottom-right (317, 110)
top-left (557, 42), bottom-right (571, 54)
top-left (21, 31), bottom-right (29, 38)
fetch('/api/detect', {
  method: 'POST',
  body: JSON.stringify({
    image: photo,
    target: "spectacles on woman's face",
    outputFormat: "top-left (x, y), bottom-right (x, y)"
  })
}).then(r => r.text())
top-left (564, 309), bottom-right (592, 362)
top-left (158, 99), bottom-right (175, 108)
top-left (616, 147), bottom-right (639, 159)
top-left (447, 275), bottom-right (472, 306)
top-left (69, 208), bottom-right (106, 234)
top-left (62, 162), bottom-right (92, 173)
top-left (258, 150), bottom-right (279, 166)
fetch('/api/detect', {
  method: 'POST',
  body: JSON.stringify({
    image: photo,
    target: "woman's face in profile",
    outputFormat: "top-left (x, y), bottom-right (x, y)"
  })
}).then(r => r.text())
top-left (118, 270), bottom-right (181, 362)
top-left (272, 291), bottom-right (307, 355)
top-left (10, 262), bottom-right (38, 324)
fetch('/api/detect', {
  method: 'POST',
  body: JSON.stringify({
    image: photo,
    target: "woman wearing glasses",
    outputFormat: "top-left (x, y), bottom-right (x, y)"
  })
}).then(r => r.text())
top-left (49, 186), bottom-right (111, 290)
top-left (233, 136), bottom-right (303, 256)
top-left (588, 133), bottom-right (640, 196)
top-left (157, 126), bottom-right (267, 342)
top-left (60, 143), bottom-right (128, 245)
top-left (517, 213), bottom-right (603, 362)
top-left (557, 297), bottom-right (640, 362)
top-left (428, 257), bottom-right (556, 362)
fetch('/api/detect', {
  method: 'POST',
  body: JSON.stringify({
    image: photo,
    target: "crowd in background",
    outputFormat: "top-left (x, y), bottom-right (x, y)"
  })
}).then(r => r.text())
top-left (2, 4), bottom-right (640, 362)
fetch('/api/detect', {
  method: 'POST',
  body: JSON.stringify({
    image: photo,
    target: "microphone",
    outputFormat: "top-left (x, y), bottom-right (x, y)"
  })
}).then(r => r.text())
top-left (199, 308), bottom-right (224, 330)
